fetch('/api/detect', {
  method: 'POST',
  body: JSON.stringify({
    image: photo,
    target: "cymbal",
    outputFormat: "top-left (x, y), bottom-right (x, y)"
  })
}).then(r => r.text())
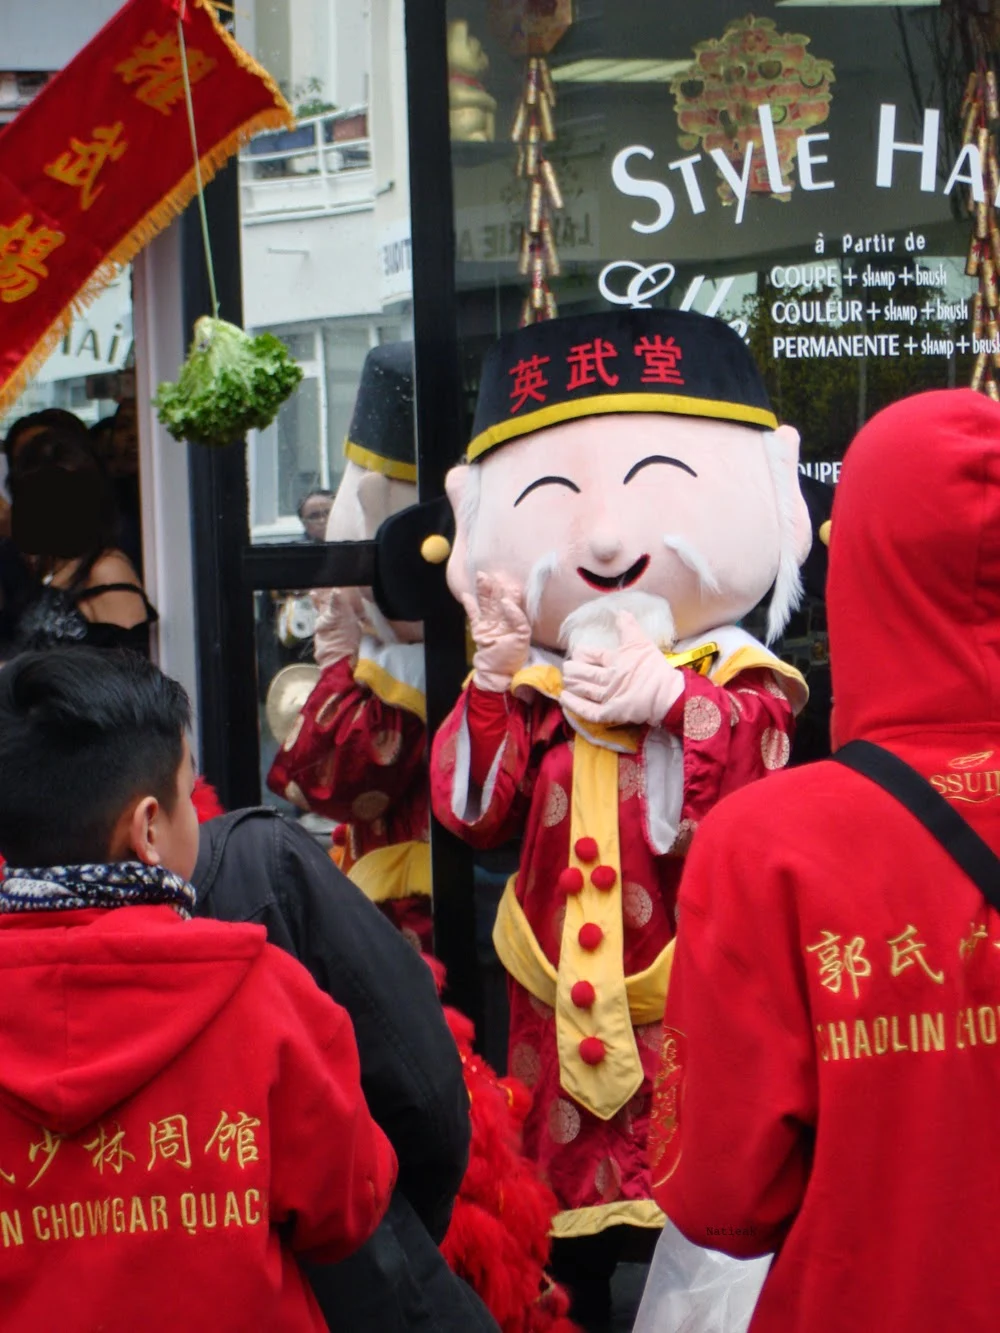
top-left (265, 663), bottom-right (321, 745)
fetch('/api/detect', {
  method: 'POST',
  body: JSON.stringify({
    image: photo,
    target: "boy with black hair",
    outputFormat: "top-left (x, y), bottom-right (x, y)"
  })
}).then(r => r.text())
top-left (0, 647), bottom-right (396, 1332)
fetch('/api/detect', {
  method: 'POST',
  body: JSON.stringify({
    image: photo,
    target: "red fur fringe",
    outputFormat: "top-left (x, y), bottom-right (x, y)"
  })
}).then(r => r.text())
top-left (429, 958), bottom-right (580, 1333)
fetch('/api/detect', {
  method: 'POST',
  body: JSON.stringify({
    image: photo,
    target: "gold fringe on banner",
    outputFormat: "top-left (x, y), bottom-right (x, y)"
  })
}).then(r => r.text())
top-left (0, 0), bottom-right (294, 414)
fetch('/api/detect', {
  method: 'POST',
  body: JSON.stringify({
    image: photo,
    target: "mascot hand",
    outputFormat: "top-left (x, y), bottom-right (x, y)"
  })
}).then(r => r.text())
top-left (313, 587), bottom-right (363, 669)
top-left (562, 611), bottom-right (685, 726)
top-left (462, 571), bottom-right (531, 692)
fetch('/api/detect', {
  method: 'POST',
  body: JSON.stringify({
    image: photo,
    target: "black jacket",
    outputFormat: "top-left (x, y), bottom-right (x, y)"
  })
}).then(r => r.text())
top-left (193, 808), bottom-right (498, 1333)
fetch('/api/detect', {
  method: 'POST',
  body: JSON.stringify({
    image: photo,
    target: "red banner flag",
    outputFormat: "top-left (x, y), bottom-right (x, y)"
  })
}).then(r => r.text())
top-left (0, 0), bottom-right (293, 411)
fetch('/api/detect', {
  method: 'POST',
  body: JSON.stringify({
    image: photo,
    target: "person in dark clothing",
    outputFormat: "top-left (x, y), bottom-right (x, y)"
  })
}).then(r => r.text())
top-left (90, 411), bottom-right (143, 575)
top-left (10, 427), bottom-right (157, 656)
top-left (0, 409), bottom-right (91, 542)
top-left (0, 539), bottom-right (33, 658)
top-left (193, 806), bottom-right (500, 1333)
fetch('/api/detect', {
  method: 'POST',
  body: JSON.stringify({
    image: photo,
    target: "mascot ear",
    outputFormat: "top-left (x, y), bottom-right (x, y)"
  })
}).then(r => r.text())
top-left (357, 469), bottom-right (395, 538)
top-left (774, 424), bottom-right (812, 566)
top-left (445, 464), bottom-right (473, 605)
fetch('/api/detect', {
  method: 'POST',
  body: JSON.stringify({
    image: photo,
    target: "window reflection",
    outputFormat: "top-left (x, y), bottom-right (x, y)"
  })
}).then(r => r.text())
top-left (237, 0), bottom-right (413, 544)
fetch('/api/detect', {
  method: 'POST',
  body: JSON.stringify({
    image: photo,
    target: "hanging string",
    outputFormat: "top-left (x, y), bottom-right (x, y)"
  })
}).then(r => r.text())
top-left (177, 3), bottom-right (220, 318)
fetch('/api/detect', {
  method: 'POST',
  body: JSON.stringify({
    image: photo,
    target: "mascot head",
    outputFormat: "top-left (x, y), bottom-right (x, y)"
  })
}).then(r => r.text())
top-left (324, 342), bottom-right (422, 643)
top-left (446, 309), bottom-right (811, 653)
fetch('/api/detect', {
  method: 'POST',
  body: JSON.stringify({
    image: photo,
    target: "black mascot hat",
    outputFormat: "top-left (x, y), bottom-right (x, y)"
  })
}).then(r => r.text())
top-left (339, 343), bottom-right (456, 621)
top-left (467, 308), bottom-right (777, 462)
top-left (344, 341), bottom-right (417, 482)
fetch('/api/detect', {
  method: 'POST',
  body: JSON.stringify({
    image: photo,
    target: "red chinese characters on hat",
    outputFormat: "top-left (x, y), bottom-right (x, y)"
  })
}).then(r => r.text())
top-left (634, 334), bottom-right (684, 386)
top-left (566, 338), bottom-right (619, 392)
top-left (509, 354), bottom-right (550, 413)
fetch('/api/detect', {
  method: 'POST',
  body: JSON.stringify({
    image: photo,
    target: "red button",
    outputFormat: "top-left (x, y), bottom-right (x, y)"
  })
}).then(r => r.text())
top-left (591, 865), bottom-right (617, 892)
top-left (574, 837), bottom-right (599, 864)
top-left (571, 980), bottom-right (596, 1009)
top-left (558, 867), bottom-right (584, 896)
top-left (579, 1036), bottom-right (606, 1066)
top-left (578, 923), bottom-right (604, 951)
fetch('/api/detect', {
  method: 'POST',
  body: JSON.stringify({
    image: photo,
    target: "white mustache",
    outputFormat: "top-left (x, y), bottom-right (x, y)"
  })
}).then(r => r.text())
top-left (662, 534), bottom-right (720, 597)
top-left (526, 550), bottom-right (559, 624)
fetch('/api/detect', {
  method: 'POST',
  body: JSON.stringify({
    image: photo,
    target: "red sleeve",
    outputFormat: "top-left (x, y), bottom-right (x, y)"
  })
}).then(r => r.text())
top-left (661, 667), bottom-right (796, 827)
top-left (466, 683), bottom-right (515, 789)
top-left (650, 790), bottom-right (816, 1258)
top-left (430, 684), bottom-right (560, 850)
top-left (267, 657), bottom-right (426, 822)
top-left (265, 947), bottom-right (398, 1261)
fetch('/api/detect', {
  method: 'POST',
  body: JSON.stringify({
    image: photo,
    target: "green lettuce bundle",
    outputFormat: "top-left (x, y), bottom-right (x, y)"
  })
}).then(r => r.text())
top-left (154, 317), bottom-right (303, 448)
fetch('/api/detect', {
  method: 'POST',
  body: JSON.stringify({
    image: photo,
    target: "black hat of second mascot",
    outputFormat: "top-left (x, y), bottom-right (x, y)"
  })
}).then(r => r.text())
top-left (467, 308), bottom-right (777, 462)
top-left (344, 342), bottom-right (416, 482)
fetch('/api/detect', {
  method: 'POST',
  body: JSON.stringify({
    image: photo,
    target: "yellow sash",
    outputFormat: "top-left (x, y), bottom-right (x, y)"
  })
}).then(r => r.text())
top-left (493, 879), bottom-right (674, 1026)
top-left (492, 735), bottom-right (675, 1121)
top-left (348, 840), bottom-right (431, 903)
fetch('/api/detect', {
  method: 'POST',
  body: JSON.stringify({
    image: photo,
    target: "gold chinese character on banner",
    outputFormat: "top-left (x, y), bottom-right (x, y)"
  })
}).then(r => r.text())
top-left (205, 1111), bottom-right (261, 1168)
top-left (148, 1115), bottom-right (191, 1171)
top-left (888, 925), bottom-right (945, 985)
top-left (115, 30), bottom-right (217, 116)
top-left (84, 1121), bottom-right (136, 1175)
top-left (44, 123), bottom-right (128, 211)
top-left (806, 929), bottom-right (872, 998)
top-left (0, 214), bottom-right (65, 303)
top-left (28, 1129), bottom-right (64, 1188)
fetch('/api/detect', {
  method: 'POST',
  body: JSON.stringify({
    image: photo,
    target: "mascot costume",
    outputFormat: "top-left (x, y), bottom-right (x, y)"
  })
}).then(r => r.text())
top-left (430, 308), bottom-right (810, 1319)
top-left (267, 343), bottom-right (433, 950)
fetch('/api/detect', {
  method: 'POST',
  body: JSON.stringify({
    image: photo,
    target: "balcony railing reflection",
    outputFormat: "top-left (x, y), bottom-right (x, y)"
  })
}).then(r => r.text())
top-left (240, 105), bottom-right (373, 223)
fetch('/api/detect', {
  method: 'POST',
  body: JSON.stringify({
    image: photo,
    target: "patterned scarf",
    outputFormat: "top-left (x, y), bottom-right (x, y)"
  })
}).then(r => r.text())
top-left (0, 862), bottom-right (196, 919)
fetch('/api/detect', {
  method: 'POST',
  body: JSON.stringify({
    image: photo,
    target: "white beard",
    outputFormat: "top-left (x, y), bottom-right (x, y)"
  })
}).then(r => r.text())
top-left (559, 590), bottom-right (676, 656)
top-left (361, 598), bottom-right (400, 645)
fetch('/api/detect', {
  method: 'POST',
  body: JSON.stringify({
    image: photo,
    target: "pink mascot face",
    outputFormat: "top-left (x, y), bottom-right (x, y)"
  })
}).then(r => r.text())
top-left (325, 461), bottom-right (423, 643)
top-left (448, 413), bottom-right (807, 652)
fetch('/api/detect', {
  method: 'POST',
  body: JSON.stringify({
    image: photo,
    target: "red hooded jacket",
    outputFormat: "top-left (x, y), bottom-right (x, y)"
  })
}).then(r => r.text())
top-left (652, 389), bottom-right (1000, 1331)
top-left (0, 903), bottom-right (396, 1330)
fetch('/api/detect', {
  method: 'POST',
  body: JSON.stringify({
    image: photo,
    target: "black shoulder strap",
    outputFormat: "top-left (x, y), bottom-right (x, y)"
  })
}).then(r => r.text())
top-left (834, 739), bottom-right (1000, 915)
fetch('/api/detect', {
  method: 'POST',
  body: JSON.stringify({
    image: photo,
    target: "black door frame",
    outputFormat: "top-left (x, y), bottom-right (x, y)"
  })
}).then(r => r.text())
top-left (183, 0), bottom-right (479, 1019)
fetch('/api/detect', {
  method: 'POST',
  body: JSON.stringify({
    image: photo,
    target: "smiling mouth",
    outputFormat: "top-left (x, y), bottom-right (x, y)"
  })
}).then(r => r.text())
top-left (577, 555), bottom-right (650, 592)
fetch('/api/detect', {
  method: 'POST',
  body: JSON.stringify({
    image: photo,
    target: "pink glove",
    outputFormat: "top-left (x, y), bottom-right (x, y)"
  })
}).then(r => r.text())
top-left (313, 587), bottom-right (363, 670)
top-left (462, 572), bottom-right (531, 693)
top-left (561, 612), bottom-right (685, 726)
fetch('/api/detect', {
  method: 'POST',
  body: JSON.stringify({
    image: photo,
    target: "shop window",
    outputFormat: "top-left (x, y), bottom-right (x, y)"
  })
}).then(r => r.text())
top-left (443, 0), bottom-right (981, 738)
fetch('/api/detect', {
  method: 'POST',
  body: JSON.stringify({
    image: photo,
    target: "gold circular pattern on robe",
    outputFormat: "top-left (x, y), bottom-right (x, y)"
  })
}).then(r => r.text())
top-left (265, 664), bottom-right (321, 745)
top-left (761, 727), bottom-right (792, 771)
top-left (818, 519), bottom-right (832, 547)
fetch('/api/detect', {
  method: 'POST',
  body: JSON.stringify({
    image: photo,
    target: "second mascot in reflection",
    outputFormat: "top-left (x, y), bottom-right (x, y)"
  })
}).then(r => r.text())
top-left (430, 309), bottom-right (811, 1326)
top-left (267, 344), bottom-right (433, 950)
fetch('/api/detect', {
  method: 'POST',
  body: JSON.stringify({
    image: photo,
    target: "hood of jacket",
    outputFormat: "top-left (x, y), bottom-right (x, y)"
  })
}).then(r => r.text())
top-left (828, 388), bottom-right (1000, 746)
top-left (0, 904), bottom-right (266, 1135)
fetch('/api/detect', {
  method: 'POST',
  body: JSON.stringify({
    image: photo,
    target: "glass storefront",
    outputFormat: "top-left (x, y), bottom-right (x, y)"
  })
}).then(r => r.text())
top-left (429, 0), bottom-right (982, 756)
top-left (445, 0), bottom-right (977, 464)
top-left (4, 0), bottom-right (993, 984)
top-left (178, 0), bottom-right (997, 966)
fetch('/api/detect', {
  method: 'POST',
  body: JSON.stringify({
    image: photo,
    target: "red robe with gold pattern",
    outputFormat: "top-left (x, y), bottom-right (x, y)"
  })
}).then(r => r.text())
top-left (267, 642), bottom-right (432, 951)
top-left (430, 630), bottom-right (803, 1238)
